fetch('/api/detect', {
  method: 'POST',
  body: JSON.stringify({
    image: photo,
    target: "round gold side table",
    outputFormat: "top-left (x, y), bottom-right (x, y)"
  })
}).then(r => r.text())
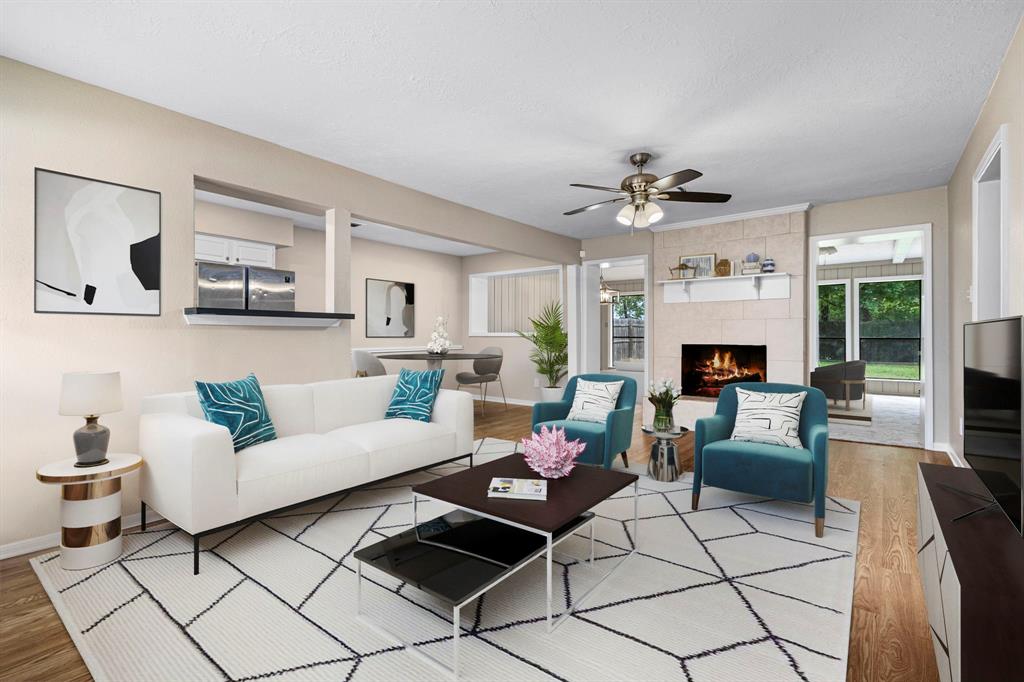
top-left (36, 454), bottom-right (142, 570)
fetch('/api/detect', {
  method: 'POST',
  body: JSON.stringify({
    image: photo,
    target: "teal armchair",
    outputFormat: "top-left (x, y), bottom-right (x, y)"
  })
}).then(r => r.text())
top-left (693, 382), bottom-right (830, 537)
top-left (532, 374), bottom-right (637, 469)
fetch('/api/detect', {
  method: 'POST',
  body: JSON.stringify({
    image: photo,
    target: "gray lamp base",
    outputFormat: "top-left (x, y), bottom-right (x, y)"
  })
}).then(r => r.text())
top-left (73, 416), bottom-right (110, 467)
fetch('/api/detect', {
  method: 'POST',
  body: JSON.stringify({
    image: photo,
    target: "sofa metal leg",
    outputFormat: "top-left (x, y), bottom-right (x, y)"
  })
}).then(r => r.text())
top-left (140, 501), bottom-right (147, 531)
top-left (815, 517), bottom-right (824, 538)
top-left (193, 535), bottom-right (200, 575)
top-left (620, 451), bottom-right (628, 468)
top-left (692, 492), bottom-right (700, 511)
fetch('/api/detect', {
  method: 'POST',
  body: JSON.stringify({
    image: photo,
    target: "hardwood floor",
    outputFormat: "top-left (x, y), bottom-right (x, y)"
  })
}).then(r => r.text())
top-left (0, 403), bottom-right (949, 682)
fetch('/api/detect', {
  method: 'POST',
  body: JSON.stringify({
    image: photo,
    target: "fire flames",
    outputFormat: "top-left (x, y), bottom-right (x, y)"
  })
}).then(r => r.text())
top-left (699, 350), bottom-right (743, 382)
top-left (683, 346), bottom-right (766, 397)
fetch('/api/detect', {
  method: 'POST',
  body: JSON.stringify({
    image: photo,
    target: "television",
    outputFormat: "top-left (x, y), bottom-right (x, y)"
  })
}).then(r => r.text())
top-left (963, 316), bottom-right (1023, 534)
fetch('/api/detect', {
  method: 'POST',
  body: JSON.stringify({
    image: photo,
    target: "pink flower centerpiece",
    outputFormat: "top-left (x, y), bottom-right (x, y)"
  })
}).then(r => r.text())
top-left (520, 425), bottom-right (586, 479)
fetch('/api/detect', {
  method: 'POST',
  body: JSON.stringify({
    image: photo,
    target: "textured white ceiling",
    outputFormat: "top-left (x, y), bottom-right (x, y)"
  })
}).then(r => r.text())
top-left (2, 1), bottom-right (1021, 239)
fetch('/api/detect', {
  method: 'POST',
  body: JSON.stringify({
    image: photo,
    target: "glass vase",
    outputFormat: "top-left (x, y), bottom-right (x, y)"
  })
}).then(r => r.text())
top-left (653, 407), bottom-right (674, 432)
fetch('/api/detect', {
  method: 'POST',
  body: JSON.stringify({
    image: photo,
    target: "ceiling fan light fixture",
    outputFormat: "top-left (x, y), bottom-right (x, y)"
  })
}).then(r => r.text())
top-left (633, 206), bottom-right (650, 229)
top-left (616, 204), bottom-right (635, 226)
top-left (644, 201), bottom-right (664, 224)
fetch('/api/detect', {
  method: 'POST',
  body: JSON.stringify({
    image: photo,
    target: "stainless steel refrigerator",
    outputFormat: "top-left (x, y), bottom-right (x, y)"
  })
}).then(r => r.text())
top-left (195, 263), bottom-right (296, 311)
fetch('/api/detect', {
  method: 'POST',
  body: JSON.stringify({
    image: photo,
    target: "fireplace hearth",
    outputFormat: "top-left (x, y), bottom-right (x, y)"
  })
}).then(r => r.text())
top-left (680, 344), bottom-right (767, 397)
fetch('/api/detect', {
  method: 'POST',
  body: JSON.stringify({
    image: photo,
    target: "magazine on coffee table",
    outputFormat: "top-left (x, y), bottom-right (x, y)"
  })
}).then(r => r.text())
top-left (487, 477), bottom-right (547, 501)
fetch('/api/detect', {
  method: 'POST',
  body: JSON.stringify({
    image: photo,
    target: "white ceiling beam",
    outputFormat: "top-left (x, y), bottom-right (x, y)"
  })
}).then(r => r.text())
top-left (891, 235), bottom-right (916, 264)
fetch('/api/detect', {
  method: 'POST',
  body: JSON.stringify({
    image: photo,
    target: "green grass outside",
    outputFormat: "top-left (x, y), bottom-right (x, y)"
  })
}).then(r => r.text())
top-left (818, 359), bottom-right (920, 380)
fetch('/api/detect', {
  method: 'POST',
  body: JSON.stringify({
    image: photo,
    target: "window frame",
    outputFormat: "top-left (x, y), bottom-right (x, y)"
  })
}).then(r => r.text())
top-left (467, 264), bottom-right (564, 337)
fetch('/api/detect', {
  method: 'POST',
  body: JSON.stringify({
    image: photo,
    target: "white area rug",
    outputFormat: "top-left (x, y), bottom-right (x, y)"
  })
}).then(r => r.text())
top-left (33, 439), bottom-right (860, 681)
top-left (828, 394), bottom-right (923, 448)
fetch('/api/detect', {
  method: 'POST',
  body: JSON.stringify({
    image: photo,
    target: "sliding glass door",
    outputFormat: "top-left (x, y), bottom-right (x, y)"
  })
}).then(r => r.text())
top-left (817, 281), bottom-right (849, 366)
top-left (855, 278), bottom-right (922, 380)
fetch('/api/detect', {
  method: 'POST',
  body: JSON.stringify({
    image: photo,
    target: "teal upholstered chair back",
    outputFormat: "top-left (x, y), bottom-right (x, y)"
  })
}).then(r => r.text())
top-left (713, 382), bottom-right (828, 446)
top-left (532, 373), bottom-right (637, 469)
top-left (559, 373), bottom-right (637, 412)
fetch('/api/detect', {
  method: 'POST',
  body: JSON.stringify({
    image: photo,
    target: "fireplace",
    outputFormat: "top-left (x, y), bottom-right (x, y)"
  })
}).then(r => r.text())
top-left (680, 344), bottom-right (767, 397)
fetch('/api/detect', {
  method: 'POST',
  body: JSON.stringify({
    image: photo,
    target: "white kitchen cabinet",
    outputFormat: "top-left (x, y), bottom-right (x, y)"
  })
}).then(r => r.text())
top-left (194, 233), bottom-right (275, 268)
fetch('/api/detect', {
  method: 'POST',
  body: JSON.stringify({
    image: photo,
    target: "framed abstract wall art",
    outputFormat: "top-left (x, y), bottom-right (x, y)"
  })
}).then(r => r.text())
top-left (35, 168), bottom-right (161, 315)
top-left (365, 278), bottom-right (415, 338)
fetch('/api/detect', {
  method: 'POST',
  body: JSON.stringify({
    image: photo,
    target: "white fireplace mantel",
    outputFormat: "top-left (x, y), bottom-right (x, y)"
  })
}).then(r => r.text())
top-left (656, 272), bottom-right (790, 304)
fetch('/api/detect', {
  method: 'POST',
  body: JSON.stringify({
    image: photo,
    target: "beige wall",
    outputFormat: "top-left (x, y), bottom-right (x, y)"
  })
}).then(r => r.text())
top-left (946, 20), bottom-right (1024, 459)
top-left (461, 252), bottom-right (565, 403)
top-left (194, 199), bottom-right (294, 246)
top-left (275, 227), bottom-right (327, 312)
top-left (0, 59), bottom-right (574, 549)
top-left (349, 237), bottom-right (464, 386)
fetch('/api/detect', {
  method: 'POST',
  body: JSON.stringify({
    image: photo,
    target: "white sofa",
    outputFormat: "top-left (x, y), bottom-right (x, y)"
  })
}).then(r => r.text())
top-left (139, 374), bottom-right (473, 571)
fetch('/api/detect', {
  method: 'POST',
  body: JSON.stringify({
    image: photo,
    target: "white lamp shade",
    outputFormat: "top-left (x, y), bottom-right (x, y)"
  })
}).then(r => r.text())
top-left (59, 371), bottom-right (123, 416)
top-left (644, 201), bottom-right (664, 223)
top-left (633, 207), bottom-right (650, 229)
top-left (616, 204), bottom-right (635, 225)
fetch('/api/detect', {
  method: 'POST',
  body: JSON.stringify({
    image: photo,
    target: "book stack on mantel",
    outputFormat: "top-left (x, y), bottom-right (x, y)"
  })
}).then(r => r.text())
top-left (487, 477), bottom-right (547, 501)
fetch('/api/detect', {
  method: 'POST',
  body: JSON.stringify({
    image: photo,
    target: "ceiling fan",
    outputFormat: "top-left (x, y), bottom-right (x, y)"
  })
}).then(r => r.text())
top-left (563, 152), bottom-right (732, 231)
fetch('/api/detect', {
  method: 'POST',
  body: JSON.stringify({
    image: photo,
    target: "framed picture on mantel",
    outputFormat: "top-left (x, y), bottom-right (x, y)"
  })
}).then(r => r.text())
top-left (678, 253), bottom-right (716, 279)
top-left (365, 278), bottom-right (415, 338)
top-left (34, 168), bottom-right (161, 316)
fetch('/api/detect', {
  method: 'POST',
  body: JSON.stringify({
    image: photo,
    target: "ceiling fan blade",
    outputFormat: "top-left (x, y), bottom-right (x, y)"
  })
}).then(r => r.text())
top-left (656, 191), bottom-right (732, 203)
top-left (570, 183), bottom-right (628, 194)
top-left (648, 169), bottom-right (702, 192)
top-left (563, 197), bottom-right (627, 215)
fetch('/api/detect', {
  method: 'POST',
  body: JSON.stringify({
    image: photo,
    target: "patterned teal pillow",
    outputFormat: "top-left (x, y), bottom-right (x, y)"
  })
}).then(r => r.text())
top-left (195, 373), bottom-right (277, 452)
top-left (385, 368), bottom-right (445, 422)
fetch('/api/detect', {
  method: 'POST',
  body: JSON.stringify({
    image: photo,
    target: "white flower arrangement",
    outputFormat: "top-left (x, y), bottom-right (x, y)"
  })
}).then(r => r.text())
top-left (426, 315), bottom-right (451, 354)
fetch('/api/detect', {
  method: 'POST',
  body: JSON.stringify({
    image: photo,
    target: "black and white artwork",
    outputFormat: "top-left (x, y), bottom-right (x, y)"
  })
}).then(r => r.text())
top-left (365, 278), bottom-right (414, 337)
top-left (35, 169), bottom-right (161, 315)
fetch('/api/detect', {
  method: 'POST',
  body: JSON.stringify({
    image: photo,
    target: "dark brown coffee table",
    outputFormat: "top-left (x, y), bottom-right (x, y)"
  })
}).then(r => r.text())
top-left (354, 454), bottom-right (639, 679)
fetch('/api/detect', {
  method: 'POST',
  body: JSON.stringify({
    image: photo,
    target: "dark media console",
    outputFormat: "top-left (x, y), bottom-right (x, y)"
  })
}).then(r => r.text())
top-left (917, 463), bottom-right (1024, 681)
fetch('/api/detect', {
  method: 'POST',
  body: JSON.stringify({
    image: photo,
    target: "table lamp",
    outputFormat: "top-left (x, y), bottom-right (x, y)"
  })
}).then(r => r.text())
top-left (59, 371), bottom-right (122, 467)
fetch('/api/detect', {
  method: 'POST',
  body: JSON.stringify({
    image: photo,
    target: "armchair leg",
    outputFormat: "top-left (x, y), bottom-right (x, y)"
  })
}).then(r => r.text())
top-left (815, 516), bottom-right (824, 538)
top-left (193, 535), bottom-right (200, 575)
top-left (692, 492), bottom-right (700, 511)
top-left (620, 451), bottom-right (628, 467)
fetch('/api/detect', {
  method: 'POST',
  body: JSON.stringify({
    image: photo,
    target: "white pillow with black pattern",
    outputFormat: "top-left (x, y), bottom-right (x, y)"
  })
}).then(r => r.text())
top-left (566, 379), bottom-right (624, 423)
top-left (730, 387), bottom-right (806, 449)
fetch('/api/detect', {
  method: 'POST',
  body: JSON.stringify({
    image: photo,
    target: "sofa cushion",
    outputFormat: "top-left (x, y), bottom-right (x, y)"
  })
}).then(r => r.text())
top-left (326, 418), bottom-right (455, 480)
top-left (195, 373), bottom-right (277, 452)
top-left (385, 368), bottom-right (445, 422)
top-left (310, 375), bottom-right (397, 433)
top-left (261, 384), bottom-right (315, 437)
top-left (235, 434), bottom-right (370, 518)
top-left (532, 419), bottom-right (603, 466)
top-left (702, 439), bottom-right (813, 502)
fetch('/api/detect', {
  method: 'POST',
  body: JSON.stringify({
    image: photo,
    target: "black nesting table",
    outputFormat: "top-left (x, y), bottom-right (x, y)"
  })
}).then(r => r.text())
top-left (353, 454), bottom-right (639, 679)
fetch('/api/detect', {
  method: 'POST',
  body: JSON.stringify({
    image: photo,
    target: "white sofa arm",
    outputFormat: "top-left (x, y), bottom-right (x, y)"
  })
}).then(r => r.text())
top-left (139, 413), bottom-right (239, 535)
top-left (432, 389), bottom-right (474, 457)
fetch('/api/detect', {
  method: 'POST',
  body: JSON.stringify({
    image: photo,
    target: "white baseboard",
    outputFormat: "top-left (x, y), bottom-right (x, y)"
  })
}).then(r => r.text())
top-left (930, 441), bottom-right (966, 467)
top-left (0, 510), bottom-right (164, 561)
top-left (468, 393), bottom-right (536, 407)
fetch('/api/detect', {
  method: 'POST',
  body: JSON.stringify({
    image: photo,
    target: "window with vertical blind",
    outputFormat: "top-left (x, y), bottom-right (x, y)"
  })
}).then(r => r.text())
top-left (468, 266), bottom-right (562, 335)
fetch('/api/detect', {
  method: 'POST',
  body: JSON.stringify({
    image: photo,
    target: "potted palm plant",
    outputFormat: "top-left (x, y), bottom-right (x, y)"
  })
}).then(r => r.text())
top-left (516, 301), bottom-right (569, 402)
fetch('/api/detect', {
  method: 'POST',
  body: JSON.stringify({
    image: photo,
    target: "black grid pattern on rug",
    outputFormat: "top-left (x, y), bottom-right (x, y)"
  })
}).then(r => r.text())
top-left (34, 441), bottom-right (858, 681)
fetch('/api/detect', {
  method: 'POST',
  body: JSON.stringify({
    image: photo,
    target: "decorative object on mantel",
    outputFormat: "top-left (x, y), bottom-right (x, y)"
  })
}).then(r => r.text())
top-left (59, 371), bottom-right (123, 467)
top-left (520, 425), bottom-right (586, 479)
top-left (35, 169), bottom-right (161, 315)
top-left (679, 253), bottom-right (716, 279)
top-left (648, 377), bottom-right (682, 431)
top-left (741, 252), bottom-right (762, 275)
top-left (426, 315), bottom-right (451, 354)
top-left (515, 301), bottom-right (569, 401)
top-left (761, 257), bottom-right (776, 273)
top-left (562, 151), bottom-right (732, 234)
top-left (714, 258), bottom-right (732, 277)
top-left (668, 263), bottom-right (692, 280)
top-left (366, 278), bottom-right (414, 338)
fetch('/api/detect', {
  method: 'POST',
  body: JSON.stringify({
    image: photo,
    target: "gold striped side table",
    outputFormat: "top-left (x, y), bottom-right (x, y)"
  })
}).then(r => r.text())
top-left (36, 454), bottom-right (142, 570)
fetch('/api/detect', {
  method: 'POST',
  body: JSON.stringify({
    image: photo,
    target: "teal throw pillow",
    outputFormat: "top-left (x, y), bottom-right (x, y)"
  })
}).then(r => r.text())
top-left (195, 373), bottom-right (277, 452)
top-left (385, 368), bottom-right (444, 422)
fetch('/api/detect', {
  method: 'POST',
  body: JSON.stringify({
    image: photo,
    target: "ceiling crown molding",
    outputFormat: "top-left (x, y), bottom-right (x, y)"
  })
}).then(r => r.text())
top-left (649, 203), bottom-right (812, 232)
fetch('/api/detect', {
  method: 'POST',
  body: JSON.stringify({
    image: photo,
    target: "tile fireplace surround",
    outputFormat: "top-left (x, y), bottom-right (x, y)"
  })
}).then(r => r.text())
top-left (653, 210), bottom-right (807, 427)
